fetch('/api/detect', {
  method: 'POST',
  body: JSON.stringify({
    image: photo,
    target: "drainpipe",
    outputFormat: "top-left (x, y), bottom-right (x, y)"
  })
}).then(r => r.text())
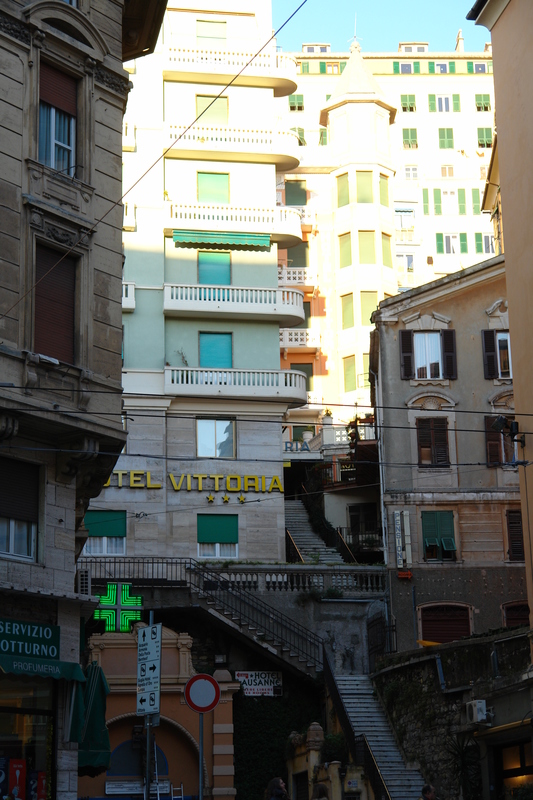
top-left (369, 366), bottom-right (388, 567)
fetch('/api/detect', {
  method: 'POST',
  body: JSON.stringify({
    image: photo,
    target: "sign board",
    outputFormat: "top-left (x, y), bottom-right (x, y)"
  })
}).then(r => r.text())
top-left (105, 780), bottom-right (170, 795)
top-left (137, 624), bottom-right (161, 716)
top-left (184, 674), bottom-right (220, 714)
top-left (394, 511), bottom-right (404, 568)
top-left (0, 618), bottom-right (60, 660)
top-left (235, 671), bottom-right (282, 696)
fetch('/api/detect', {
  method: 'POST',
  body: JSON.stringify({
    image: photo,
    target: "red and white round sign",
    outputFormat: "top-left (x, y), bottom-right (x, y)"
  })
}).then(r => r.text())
top-left (184, 674), bottom-right (221, 714)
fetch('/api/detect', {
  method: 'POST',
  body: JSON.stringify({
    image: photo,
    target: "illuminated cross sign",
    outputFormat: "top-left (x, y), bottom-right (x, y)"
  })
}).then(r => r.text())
top-left (94, 583), bottom-right (143, 632)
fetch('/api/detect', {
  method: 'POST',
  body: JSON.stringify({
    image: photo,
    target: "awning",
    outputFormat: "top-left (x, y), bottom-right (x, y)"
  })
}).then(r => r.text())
top-left (77, 663), bottom-right (111, 777)
top-left (173, 230), bottom-right (271, 251)
top-left (0, 654), bottom-right (86, 682)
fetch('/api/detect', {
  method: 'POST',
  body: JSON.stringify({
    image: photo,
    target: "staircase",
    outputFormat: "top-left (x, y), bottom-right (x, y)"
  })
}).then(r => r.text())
top-left (285, 499), bottom-right (345, 564)
top-left (334, 674), bottom-right (424, 800)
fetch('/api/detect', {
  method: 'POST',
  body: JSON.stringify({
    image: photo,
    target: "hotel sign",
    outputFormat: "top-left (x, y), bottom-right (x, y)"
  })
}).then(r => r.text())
top-left (0, 618), bottom-right (60, 660)
top-left (235, 671), bottom-right (282, 696)
top-left (104, 471), bottom-right (283, 493)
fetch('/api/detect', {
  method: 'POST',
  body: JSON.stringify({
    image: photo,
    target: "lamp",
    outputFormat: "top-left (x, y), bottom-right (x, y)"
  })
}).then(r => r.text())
top-left (491, 415), bottom-right (525, 448)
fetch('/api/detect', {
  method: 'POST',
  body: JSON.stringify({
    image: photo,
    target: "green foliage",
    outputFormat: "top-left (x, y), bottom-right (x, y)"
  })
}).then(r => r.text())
top-left (444, 734), bottom-right (482, 800)
top-left (511, 787), bottom-right (533, 800)
top-left (320, 733), bottom-right (349, 765)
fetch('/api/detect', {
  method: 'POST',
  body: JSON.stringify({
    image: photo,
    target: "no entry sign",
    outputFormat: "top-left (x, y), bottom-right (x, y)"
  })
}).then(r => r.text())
top-left (184, 674), bottom-right (220, 714)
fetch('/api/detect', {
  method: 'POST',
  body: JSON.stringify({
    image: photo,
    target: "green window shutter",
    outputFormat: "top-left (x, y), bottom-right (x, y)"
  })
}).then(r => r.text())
top-left (453, 94), bottom-right (461, 112)
top-left (301, 61), bottom-right (309, 74)
top-left (475, 232), bottom-right (483, 253)
top-left (326, 94), bottom-right (331, 101)
top-left (319, 61), bottom-right (326, 74)
top-left (467, 61), bottom-right (474, 74)
top-left (401, 93), bottom-right (408, 108)
top-left (340, 61), bottom-right (346, 73)
top-left (428, 61), bottom-right (435, 74)
top-left (472, 188), bottom-right (481, 215)
top-left (433, 189), bottom-right (442, 215)
top-left (458, 188), bottom-right (466, 215)
top-left (319, 127), bottom-right (328, 145)
top-left (199, 333), bottom-right (232, 368)
top-left (403, 128), bottom-right (410, 146)
top-left (403, 128), bottom-right (417, 148)
top-left (459, 233), bottom-right (468, 254)
top-left (84, 510), bottom-right (126, 538)
top-left (288, 93), bottom-right (295, 108)
top-left (197, 514), bottom-right (238, 544)
top-left (292, 362), bottom-right (313, 391)
top-left (439, 128), bottom-right (453, 149)
top-left (436, 233), bottom-right (444, 254)
top-left (198, 172), bottom-right (229, 204)
top-left (393, 61), bottom-right (400, 74)
top-left (449, 61), bottom-right (456, 73)
top-left (358, 231), bottom-right (375, 264)
top-left (196, 96), bottom-right (228, 125)
top-left (198, 252), bottom-right (231, 285)
top-left (439, 128), bottom-right (446, 148)
top-left (414, 61), bottom-right (420, 74)
top-left (337, 173), bottom-right (349, 207)
top-left (421, 511), bottom-right (438, 539)
top-left (437, 511), bottom-right (454, 540)
top-left (339, 233), bottom-right (351, 268)
top-left (379, 175), bottom-right (389, 207)
top-left (285, 179), bottom-right (307, 206)
top-left (428, 94), bottom-right (436, 112)
top-left (357, 171), bottom-right (373, 203)
top-left (488, 60), bottom-right (493, 73)
top-left (409, 94), bottom-right (416, 109)
top-left (422, 188), bottom-right (429, 215)
top-left (475, 93), bottom-right (482, 110)
top-left (290, 241), bottom-right (309, 268)
top-left (341, 294), bottom-right (354, 329)
top-left (381, 233), bottom-right (392, 268)
top-left (360, 291), bottom-right (378, 325)
top-left (197, 20), bottom-right (226, 40)
top-left (343, 356), bottom-right (356, 392)
top-left (446, 129), bottom-right (454, 148)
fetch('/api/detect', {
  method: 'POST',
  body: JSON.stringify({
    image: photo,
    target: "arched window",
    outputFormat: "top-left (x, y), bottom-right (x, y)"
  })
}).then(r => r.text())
top-left (420, 604), bottom-right (470, 644)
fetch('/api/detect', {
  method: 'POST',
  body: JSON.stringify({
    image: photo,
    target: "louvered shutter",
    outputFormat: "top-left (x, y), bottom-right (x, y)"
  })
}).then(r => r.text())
top-left (399, 330), bottom-right (414, 379)
top-left (507, 510), bottom-right (524, 561)
top-left (417, 418), bottom-right (433, 465)
top-left (504, 603), bottom-right (529, 628)
top-left (199, 333), bottom-right (232, 368)
top-left (482, 330), bottom-right (497, 379)
top-left (34, 245), bottom-right (75, 364)
top-left (485, 416), bottom-right (502, 466)
top-left (441, 329), bottom-right (457, 379)
top-left (432, 418), bottom-right (449, 465)
top-left (40, 62), bottom-right (77, 116)
top-left (0, 457), bottom-right (39, 522)
top-left (421, 605), bottom-right (470, 644)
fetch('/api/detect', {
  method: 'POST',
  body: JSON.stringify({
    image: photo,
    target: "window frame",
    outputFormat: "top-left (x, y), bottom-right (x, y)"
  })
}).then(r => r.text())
top-left (400, 329), bottom-right (457, 381)
top-left (38, 62), bottom-right (78, 178)
top-left (482, 329), bottom-right (512, 380)
top-left (0, 458), bottom-right (40, 563)
top-left (405, 165), bottom-right (418, 180)
top-left (438, 128), bottom-right (454, 149)
top-left (196, 418), bottom-right (236, 459)
top-left (477, 127), bottom-right (493, 148)
top-left (288, 94), bottom-right (304, 111)
top-left (485, 415), bottom-right (517, 467)
top-left (401, 94), bottom-right (416, 112)
top-left (421, 510), bottom-right (456, 560)
top-left (402, 128), bottom-right (418, 149)
top-left (475, 93), bottom-right (491, 111)
top-left (507, 509), bottom-right (525, 562)
top-left (343, 355), bottom-right (356, 393)
top-left (197, 513), bottom-right (238, 560)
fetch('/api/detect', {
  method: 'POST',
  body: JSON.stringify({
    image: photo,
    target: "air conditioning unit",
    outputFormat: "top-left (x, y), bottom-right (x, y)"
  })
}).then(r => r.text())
top-left (466, 699), bottom-right (488, 723)
top-left (75, 568), bottom-right (91, 597)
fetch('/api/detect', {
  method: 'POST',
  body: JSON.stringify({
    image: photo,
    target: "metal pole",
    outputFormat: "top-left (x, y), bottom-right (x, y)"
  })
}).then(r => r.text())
top-left (199, 713), bottom-right (204, 800)
top-left (145, 611), bottom-right (154, 800)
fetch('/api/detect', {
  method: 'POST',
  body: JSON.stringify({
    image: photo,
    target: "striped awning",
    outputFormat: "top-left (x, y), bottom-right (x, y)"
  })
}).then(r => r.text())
top-left (173, 230), bottom-right (271, 251)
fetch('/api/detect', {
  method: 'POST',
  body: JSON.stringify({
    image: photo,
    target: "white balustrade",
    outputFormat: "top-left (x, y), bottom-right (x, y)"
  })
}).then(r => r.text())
top-left (163, 284), bottom-right (304, 324)
top-left (164, 367), bottom-right (308, 404)
top-left (279, 328), bottom-right (321, 348)
top-left (165, 125), bottom-right (299, 167)
top-left (164, 47), bottom-right (297, 91)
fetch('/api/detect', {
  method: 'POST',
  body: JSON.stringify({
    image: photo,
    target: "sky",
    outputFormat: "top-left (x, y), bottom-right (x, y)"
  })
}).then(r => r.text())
top-left (271, 0), bottom-right (490, 54)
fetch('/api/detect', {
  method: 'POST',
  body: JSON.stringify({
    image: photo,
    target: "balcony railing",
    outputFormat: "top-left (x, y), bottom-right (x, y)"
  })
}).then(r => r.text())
top-left (396, 227), bottom-right (415, 242)
top-left (278, 266), bottom-right (316, 290)
top-left (166, 202), bottom-right (302, 248)
top-left (164, 366), bottom-right (308, 406)
top-left (280, 328), bottom-right (321, 352)
top-left (164, 125), bottom-right (300, 170)
top-left (163, 284), bottom-right (304, 326)
top-left (122, 282), bottom-right (135, 312)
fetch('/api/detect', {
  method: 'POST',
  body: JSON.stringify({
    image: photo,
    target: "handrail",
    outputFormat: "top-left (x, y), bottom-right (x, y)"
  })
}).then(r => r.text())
top-left (300, 484), bottom-right (356, 563)
top-left (336, 529), bottom-right (358, 564)
top-left (285, 529), bottom-right (305, 563)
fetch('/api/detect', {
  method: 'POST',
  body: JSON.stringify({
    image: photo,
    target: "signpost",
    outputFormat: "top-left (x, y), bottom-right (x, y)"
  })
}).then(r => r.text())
top-left (184, 675), bottom-right (221, 800)
top-left (137, 621), bottom-right (162, 800)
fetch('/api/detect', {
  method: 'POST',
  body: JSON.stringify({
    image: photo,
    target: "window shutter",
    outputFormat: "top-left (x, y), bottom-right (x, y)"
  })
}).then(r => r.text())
top-left (319, 62), bottom-right (326, 74)
top-left (413, 62), bottom-right (420, 74)
top-left (358, 231), bottom-right (375, 264)
top-left (35, 245), bottom-right (75, 364)
top-left (449, 61), bottom-right (456, 74)
top-left (441, 329), bottom-right (457, 379)
top-left (196, 95), bottom-right (228, 125)
top-left (417, 418), bottom-right (433, 464)
top-left (393, 61), bottom-right (400, 74)
top-left (421, 511), bottom-right (438, 539)
top-left (40, 62), bottom-right (77, 116)
top-left (199, 333), bottom-right (232, 368)
top-left (198, 514), bottom-right (238, 544)
top-left (340, 61), bottom-right (346, 73)
top-left (475, 232), bottom-right (483, 253)
top-left (399, 329), bottom-right (414, 379)
top-left (339, 233), bottom-right (352, 267)
top-left (356, 171), bottom-right (373, 203)
top-left (428, 94), bottom-right (437, 112)
top-left (436, 233), bottom-right (444, 254)
top-left (381, 233), bottom-right (392, 268)
top-left (432, 418), bottom-right (450, 465)
top-left (379, 175), bottom-right (389, 207)
top-left (84, 510), bottom-right (127, 538)
top-left (343, 355), bottom-right (356, 392)
top-left (438, 511), bottom-right (455, 541)
top-left (472, 189), bottom-right (481, 215)
top-left (423, 188), bottom-right (429, 215)
top-left (428, 62), bottom-right (435, 74)
top-left (421, 605), bottom-right (470, 644)
top-left (197, 172), bottom-right (229, 204)
top-left (467, 61), bottom-right (474, 74)
top-left (458, 189), bottom-right (466, 215)
top-left (439, 128), bottom-right (446, 148)
top-left (341, 293), bottom-right (354, 329)
top-left (198, 252), bottom-right (231, 285)
top-left (337, 173), bottom-right (349, 207)
top-left (507, 510), bottom-right (524, 561)
top-left (475, 93), bottom-right (482, 110)
top-left (285, 180), bottom-right (307, 206)
top-left (482, 330), bottom-right (498, 379)
top-left (459, 233), bottom-right (468, 253)
top-left (0, 457), bottom-right (39, 522)
top-left (433, 189), bottom-right (442, 215)
top-left (453, 94), bottom-right (461, 112)
top-left (485, 416), bottom-right (502, 466)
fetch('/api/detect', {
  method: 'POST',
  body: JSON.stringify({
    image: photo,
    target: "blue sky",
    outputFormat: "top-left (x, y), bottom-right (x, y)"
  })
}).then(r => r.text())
top-left (271, 0), bottom-right (490, 54)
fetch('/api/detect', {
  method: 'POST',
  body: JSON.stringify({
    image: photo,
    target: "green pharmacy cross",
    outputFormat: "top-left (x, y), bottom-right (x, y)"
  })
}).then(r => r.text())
top-left (94, 583), bottom-right (143, 632)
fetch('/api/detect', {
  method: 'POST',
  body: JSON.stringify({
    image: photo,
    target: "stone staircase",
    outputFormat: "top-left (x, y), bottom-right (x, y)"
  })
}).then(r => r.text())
top-left (285, 499), bottom-right (345, 564)
top-left (334, 674), bottom-right (424, 800)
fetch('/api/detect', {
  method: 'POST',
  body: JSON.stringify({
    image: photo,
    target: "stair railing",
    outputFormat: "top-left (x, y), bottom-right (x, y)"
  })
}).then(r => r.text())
top-left (323, 649), bottom-right (391, 800)
top-left (299, 486), bottom-right (358, 563)
top-left (285, 529), bottom-right (305, 563)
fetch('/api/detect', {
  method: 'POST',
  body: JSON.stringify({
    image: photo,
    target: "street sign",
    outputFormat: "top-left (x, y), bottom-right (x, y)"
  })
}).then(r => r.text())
top-left (137, 624), bottom-right (162, 716)
top-left (184, 674), bottom-right (220, 714)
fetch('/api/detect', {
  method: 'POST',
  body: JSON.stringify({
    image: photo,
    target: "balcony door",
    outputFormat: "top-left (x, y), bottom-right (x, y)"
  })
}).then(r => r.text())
top-left (199, 333), bottom-right (232, 368)
top-left (198, 252), bottom-right (230, 285)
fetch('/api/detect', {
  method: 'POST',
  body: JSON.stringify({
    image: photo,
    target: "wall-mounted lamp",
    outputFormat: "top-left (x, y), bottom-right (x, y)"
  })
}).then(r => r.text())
top-left (491, 415), bottom-right (525, 448)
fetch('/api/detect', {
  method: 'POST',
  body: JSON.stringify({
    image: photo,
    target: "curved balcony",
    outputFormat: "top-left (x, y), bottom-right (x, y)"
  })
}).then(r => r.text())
top-left (165, 203), bottom-right (302, 249)
top-left (163, 284), bottom-right (305, 326)
top-left (280, 328), bottom-right (321, 357)
top-left (163, 48), bottom-right (297, 97)
top-left (164, 367), bottom-right (308, 407)
top-left (164, 125), bottom-right (300, 170)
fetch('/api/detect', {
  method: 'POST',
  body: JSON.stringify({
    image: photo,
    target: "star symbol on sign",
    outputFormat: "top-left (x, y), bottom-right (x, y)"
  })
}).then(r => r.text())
top-left (206, 494), bottom-right (215, 503)
top-left (238, 494), bottom-right (246, 504)
top-left (222, 495), bottom-right (230, 503)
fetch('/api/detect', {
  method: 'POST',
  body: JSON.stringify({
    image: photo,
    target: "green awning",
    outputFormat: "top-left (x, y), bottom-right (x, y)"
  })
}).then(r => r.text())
top-left (77, 663), bottom-right (111, 777)
top-left (173, 230), bottom-right (271, 251)
top-left (0, 654), bottom-right (86, 682)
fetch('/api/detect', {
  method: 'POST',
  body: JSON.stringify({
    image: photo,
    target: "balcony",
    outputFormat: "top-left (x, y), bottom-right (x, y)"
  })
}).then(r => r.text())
top-left (278, 266), bottom-right (316, 292)
top-left (280, 328), bottom-right (321, 356)
top-left (163, 285), bottom-right (304, 326)
top-left (165, 203), bottom-right (302, 249)
top-left (396, 227), bottom-right (415, 243)
top-left (163, 48), bottom-right (297, 97)
top-left (164, 125), bottom-right (300, 170)
top-left (164, 367), bottom-right (307, 407)
top-left (122, 282), bottom-right (135, 312)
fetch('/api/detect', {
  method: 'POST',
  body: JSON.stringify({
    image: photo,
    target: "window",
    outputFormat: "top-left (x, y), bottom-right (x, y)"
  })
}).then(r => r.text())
top-left (482, 330), bottom-right (512, 379)
top-left (379, 175), bottom-right (389, 207)
top-left (476, 93), bottom-right (491, 111)
top-left (337, 173), bottom-right (349, 207)
top-left (436, 233), bottom-right (468, 254)
top-left (82, 510), bottom-right (127, 556)
top-left (198, 251), bottom-right (231, 285)
top-left (475, 232), bottom-right (494, 254)
top-left (401, 94), bottom-right (416, 112)
top-left (420, 605), bottom-right (469, 643)
top-left (477, 127), bottom-right (493, 148)
top-left (197, 20), bottom-right (226, 44)
top-left (341, 293), bottom-right (354, 329)
top-left (290, 241), bottom-right (309, 268)
top-left (39, 63), bottom-right (77, 176)
top-left (480, 166), bottom-right (488, 180)
top-left (507, 510), bottom-right (524, 562)
top-left (441, 189), bottom-right (456, 215)
top-left (435, 62), bottom-right (448, 73)
top-left (339, 233), bottom-right (351, 268)
top-left (343, 356), bottom-right (356, 392)
top-left (0, 457), bottom-right (38, 562)
top-left (458, 188), bottom-right (466, 215)
top-left (403, 128), bottom-right (418, 149)
top-left (318, 127), bottom-right (328, 146)
top-left (285, 180), bottom-right (307, 206)
top-left (197, 514), bottom-right (238, 559)
top-left (395, 209), bottom-right (415, 229)
top-left (399, 329), bottom-right (457, 380)
top-left (405, 165), bottom-right (418, 180)
top-left (291, 363), bottom-right (313, 391)
top-left (381, 233), bottom-right (392, 267)
top-left (433, 189), bottom-right (442, 215)
top-left (438, 128), bottom-right (454, 149)
top-left (196, 95), bottom-right (228, 125)
top-left (468, 61), bottom-right (488, 73)
top-left (417, 419), bottom-right (450, 467)
top-left (421, 511), bottom-right (455, 560)
top-left (356, 172), bottom-right (373, 203)
top-left (472, 188), bottom-right (481, 215)
top-left (300, 61), bottom-right (309, 74)
top-left (290, 127), bottom-right (306, 146)
top-left (296, 301), bottom-right (311, 330)
top-left (360, 292), bottom-right (377, 325)
top-left (289, 94), bottom-right (304, 111)
top-left (197, 419), bottom-right (235, 458)
top-left (358, 231), bottom-right (375, 264)
top-left (361, 354), bottom-right (370, 388)
top-left (34, 244), bottom-right (76, 364)
top-left (504, 602), bottom-right (529, 628)
top-left (423, 188), bottom-right (429, 215)
top-left (430, 94), bottom-right (450, 112)
top-left (400, 63), bottom-right (412, 74)
top-left (485, 416), bottom-right (517, 466)
top-left (397, 253), bottom-right (414, 273)
top-left (197, 172), bottom-right (229, 204)
top-left (199, 332), bottom-right (232, 368)
top-left (441, 165), bottom-right (454, 177)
